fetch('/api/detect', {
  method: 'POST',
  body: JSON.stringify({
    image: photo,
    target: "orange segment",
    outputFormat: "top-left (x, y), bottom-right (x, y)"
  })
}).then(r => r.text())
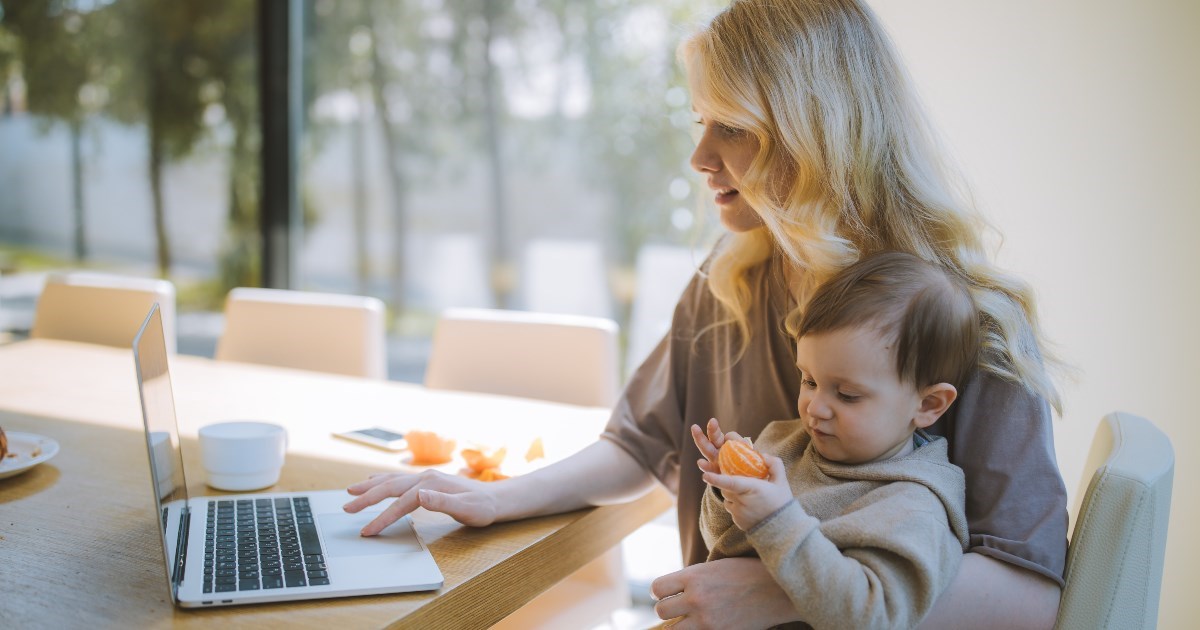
top-left (718, 438), bottom-right (768, 478)
top-left (524, 437), bottom-right (545, 462)
top-left (461, 446), bottom-right (507, 473)
top-left (406, 430), bottom-right (456, 465)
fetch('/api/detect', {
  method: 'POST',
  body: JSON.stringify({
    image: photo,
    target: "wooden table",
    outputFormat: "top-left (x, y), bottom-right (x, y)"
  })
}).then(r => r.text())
top-left (0, 339), bottom-right (672, 628)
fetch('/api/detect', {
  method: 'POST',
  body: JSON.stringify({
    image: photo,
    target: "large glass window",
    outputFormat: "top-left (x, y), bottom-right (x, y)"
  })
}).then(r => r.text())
top-left (0, 0), bottom-right (723, 380)
top-left (0, 0), bottom-right (259, 355)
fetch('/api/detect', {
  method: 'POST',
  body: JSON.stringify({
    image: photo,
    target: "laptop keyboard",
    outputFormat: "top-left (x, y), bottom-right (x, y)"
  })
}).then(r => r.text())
top-left (202, 497), bottom-right (329, 594)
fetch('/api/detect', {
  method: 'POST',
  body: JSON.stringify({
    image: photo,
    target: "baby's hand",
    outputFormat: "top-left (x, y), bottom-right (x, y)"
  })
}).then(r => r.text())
top-left (692, 418), bottom-right (731, 475)
top-left (703, 454), bottom-right (791, 531)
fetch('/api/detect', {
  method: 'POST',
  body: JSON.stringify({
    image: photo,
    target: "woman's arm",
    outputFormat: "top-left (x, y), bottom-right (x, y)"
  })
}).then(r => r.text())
top-left (344, 438), bottom-right (657, 533)
top-left (919, 553), bottom-right (1060, 629)
top-left (651, 552), bottom-right (1060, 629)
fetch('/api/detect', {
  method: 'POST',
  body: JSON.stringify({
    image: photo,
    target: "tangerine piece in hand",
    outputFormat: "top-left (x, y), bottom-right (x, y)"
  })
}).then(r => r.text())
top-left (718, 438), bottom-right (768, 479)
top-left (407, 430), bottom-right (456, 465)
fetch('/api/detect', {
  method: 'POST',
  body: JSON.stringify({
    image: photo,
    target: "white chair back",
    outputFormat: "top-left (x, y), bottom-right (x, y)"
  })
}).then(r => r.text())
top-left (1055, 412), bottom-right (1174, 629)
top-left (215, 287), bottom-right (387, 379)
top-left (520, 239), bottom-right (612, 319)
top-left (424, 307), bottom-right (618, 408)
top-left (32, 271), bottom-right (177, 353)
top-left (625, 243), bottom-right (698, 377)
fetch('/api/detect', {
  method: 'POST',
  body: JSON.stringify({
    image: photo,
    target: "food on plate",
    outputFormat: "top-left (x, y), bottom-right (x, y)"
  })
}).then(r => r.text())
top-left (524, 437), bottom-right (544, 462)
top-left (471, 467), bottom-right (509, 482)
top-left (0, 426), bottom-right (6, 460)
top-left (406, 430), bottom-right (456, 465)
top-left (461, 446), bottom-right (507, 473)
top-left (718, 437), bottom-right (768, 479)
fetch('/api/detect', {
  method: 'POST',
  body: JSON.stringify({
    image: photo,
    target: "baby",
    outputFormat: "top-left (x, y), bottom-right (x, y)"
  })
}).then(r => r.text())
top-left (693, 251), bottom-right (980, 629)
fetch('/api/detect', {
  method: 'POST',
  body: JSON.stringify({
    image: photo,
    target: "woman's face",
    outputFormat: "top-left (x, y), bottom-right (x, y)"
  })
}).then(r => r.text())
top-left (690, 112), bottom-right (765, 233)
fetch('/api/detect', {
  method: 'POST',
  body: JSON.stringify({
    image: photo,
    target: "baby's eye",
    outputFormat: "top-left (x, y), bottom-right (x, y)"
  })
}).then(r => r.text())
top-left (837, 392), bottom-right (861, 403)
top-left (801, 377), bottom-right (817, 389)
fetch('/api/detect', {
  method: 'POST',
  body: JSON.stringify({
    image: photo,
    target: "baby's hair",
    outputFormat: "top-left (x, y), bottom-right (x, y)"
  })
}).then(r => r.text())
top-left (795, 251), bottom-right (981, 389)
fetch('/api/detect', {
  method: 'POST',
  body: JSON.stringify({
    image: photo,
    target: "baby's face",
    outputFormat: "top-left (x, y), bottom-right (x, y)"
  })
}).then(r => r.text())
top-left (794, 327), bottom-right (925, 464)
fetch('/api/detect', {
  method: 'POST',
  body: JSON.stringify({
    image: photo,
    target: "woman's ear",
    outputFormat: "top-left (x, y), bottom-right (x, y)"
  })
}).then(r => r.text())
top-left (914, 383), bottom-right (958, 428)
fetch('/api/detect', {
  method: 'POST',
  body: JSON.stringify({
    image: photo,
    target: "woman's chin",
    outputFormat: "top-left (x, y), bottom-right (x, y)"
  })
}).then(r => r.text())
top-left (719, 203), bottom-right (765, 233)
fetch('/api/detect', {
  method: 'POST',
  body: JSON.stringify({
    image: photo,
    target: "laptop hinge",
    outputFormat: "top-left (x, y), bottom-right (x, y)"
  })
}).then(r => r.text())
top-left (171, 506), bottom-right (190, 587)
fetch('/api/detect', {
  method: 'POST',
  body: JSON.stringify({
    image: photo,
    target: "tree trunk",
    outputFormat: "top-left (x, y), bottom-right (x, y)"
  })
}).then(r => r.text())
top-left (70, 117), bottom-right (87, 261)
top-left (148, 113), bottom-right (170, 278)
top-left (481, 1), bottom-right (510, 308)
top-left (366, 10), bottom-right (407, 316)
top-left (352, 89), bottom-right (370, 297)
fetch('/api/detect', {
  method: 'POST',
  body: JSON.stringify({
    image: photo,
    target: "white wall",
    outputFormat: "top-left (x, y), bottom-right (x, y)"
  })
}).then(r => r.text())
top-left (869, 1), bottom-right (1199, 626)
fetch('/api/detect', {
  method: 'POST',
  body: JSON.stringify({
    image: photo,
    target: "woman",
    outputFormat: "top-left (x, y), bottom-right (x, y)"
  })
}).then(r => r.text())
top-left (345, 1), bottom-right (1068, 627)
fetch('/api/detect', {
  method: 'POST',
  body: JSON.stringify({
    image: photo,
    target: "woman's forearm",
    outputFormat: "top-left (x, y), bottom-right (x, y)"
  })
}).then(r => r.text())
top-left (491, 438), bottom-right (659, 521)
top-left (919, 553), bottom-right (1061, 629)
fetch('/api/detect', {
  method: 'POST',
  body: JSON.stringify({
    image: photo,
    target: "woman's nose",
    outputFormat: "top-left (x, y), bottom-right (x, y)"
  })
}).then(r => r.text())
top-left (690, 132), bottom-right (719, 173)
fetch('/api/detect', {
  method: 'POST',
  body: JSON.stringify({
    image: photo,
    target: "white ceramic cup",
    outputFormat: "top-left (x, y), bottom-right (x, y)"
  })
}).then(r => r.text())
top-left (198, 421), bottom-right (288, 491)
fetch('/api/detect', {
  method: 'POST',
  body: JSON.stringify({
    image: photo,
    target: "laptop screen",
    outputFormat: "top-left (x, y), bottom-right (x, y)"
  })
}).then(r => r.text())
top-left (132, 303), bottom-right (191, 599)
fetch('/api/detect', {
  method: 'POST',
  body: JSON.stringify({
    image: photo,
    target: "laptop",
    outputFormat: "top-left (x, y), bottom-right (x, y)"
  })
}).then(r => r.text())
top-left (132, 303), bottom-right (443, 608)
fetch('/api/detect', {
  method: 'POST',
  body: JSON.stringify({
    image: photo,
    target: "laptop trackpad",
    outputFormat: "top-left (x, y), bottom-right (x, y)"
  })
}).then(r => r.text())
top-left (317, 512), bottom-right (425, 557)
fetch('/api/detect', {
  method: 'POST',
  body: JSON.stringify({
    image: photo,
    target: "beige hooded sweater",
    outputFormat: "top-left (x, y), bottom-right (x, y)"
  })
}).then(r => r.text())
top-left (701, 420), bottom-right (970, 630)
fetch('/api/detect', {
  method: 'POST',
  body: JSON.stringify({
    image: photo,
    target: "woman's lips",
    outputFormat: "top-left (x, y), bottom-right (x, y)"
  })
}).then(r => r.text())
top-left (714, 188), bottom-right (739, 205)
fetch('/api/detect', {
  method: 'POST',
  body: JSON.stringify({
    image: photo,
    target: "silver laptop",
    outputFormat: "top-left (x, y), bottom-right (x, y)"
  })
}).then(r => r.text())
top-left (132, 303), bottom-right (443, 608)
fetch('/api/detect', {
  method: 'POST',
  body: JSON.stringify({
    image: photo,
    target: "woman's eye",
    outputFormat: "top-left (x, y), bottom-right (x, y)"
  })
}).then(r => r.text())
top-left (715, 122), bottom-right (743, 136)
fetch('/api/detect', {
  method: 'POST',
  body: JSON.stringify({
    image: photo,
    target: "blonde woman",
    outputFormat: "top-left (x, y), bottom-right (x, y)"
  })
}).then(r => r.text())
top-left (345, 0), bottom-right (1067, 627)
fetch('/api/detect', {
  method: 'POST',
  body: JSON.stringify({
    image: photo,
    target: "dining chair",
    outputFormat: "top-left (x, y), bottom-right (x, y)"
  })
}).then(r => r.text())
top-left (520, 238), bottom-right (613, 320)
top-left (1054, 411), bottom-right (1174, 630)
top-left (624, 242), bottom-right (698, 378)
top-left (215, 287), bottom-right (387, 379)
top-left (425, 307), bottom-right (619, 408)
top-left (424, 306), bottom-right (629, 629)
top-left (31, 271), bottom-right (177, 353)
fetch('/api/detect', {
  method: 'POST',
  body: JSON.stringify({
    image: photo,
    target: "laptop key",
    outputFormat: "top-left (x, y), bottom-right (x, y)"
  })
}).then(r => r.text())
top-left (308, 577), bottom-right (330, 586)
top-left (238, 579), bottom-right (260, 591)
top-left (262, 576), bottom-right (284, 589)
top-left (284, 571), bottom-right (306, 588)
top-left (216, 583), bottom-right (236, 593)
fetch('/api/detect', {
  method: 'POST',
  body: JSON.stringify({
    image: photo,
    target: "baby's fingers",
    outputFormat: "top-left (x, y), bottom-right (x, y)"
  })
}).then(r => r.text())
top-left (691, 424), bottom-right (719, 462)
top-left (706, 418), bottom-right (727, 449)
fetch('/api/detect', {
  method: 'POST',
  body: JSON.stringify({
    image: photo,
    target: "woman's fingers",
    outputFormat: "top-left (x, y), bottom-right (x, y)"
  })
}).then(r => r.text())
top-left (345, 472), bottom-right (399, 496)
top-left (650, 567), bottom-right (687, 602)
top-left (359, 489), bottom-right (420, 536)
top-left (343, 473), bottom-right (418, 513)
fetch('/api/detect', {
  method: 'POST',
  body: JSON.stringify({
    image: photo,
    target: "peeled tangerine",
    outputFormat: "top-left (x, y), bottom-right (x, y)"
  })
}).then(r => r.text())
top-left (718, 438), bottom-right (768, 479)
top-left (461, 446), bottom-right (507, 473)
top-left (406, 430), bottom-right (457, 465)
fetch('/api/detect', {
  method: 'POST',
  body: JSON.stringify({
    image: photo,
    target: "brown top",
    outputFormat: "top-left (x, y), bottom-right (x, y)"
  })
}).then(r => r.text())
top-left (603, 253), bottom-right (1068, 585)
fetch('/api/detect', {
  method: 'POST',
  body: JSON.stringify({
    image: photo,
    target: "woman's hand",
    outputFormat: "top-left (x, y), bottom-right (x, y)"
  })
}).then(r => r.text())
top-left (651, 557), bottom-right (799, 628)
top-left (702, 454), bottom-right (791, 531)
top-left (343, 469), bottom-right (500, 535)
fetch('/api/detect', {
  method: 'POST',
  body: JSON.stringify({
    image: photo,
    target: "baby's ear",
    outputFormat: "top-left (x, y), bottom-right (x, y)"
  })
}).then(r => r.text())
top-left (914, 383), bottom-right (958, 428)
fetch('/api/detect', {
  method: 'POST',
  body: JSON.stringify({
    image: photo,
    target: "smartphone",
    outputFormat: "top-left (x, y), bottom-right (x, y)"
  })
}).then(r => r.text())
top-left (333, 427), bottom-right (407, 451)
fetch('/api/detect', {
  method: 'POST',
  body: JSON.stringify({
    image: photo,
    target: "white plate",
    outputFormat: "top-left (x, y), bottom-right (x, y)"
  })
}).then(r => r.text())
top-left (0, 432), bottom-right (60, 480)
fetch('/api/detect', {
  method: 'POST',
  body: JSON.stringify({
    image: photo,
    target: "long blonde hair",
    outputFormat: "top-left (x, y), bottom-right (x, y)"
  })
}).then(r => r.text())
top-left (680, 0), bottom-right (1063, 412)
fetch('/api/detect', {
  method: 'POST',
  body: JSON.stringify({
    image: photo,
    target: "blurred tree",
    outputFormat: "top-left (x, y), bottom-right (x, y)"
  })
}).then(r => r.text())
top-left (99, 0), bottom-right (215, 278)
top-left (0, 0), bottom-right (108, 262)
top-left (0, 17), bottom-right (17, 115)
